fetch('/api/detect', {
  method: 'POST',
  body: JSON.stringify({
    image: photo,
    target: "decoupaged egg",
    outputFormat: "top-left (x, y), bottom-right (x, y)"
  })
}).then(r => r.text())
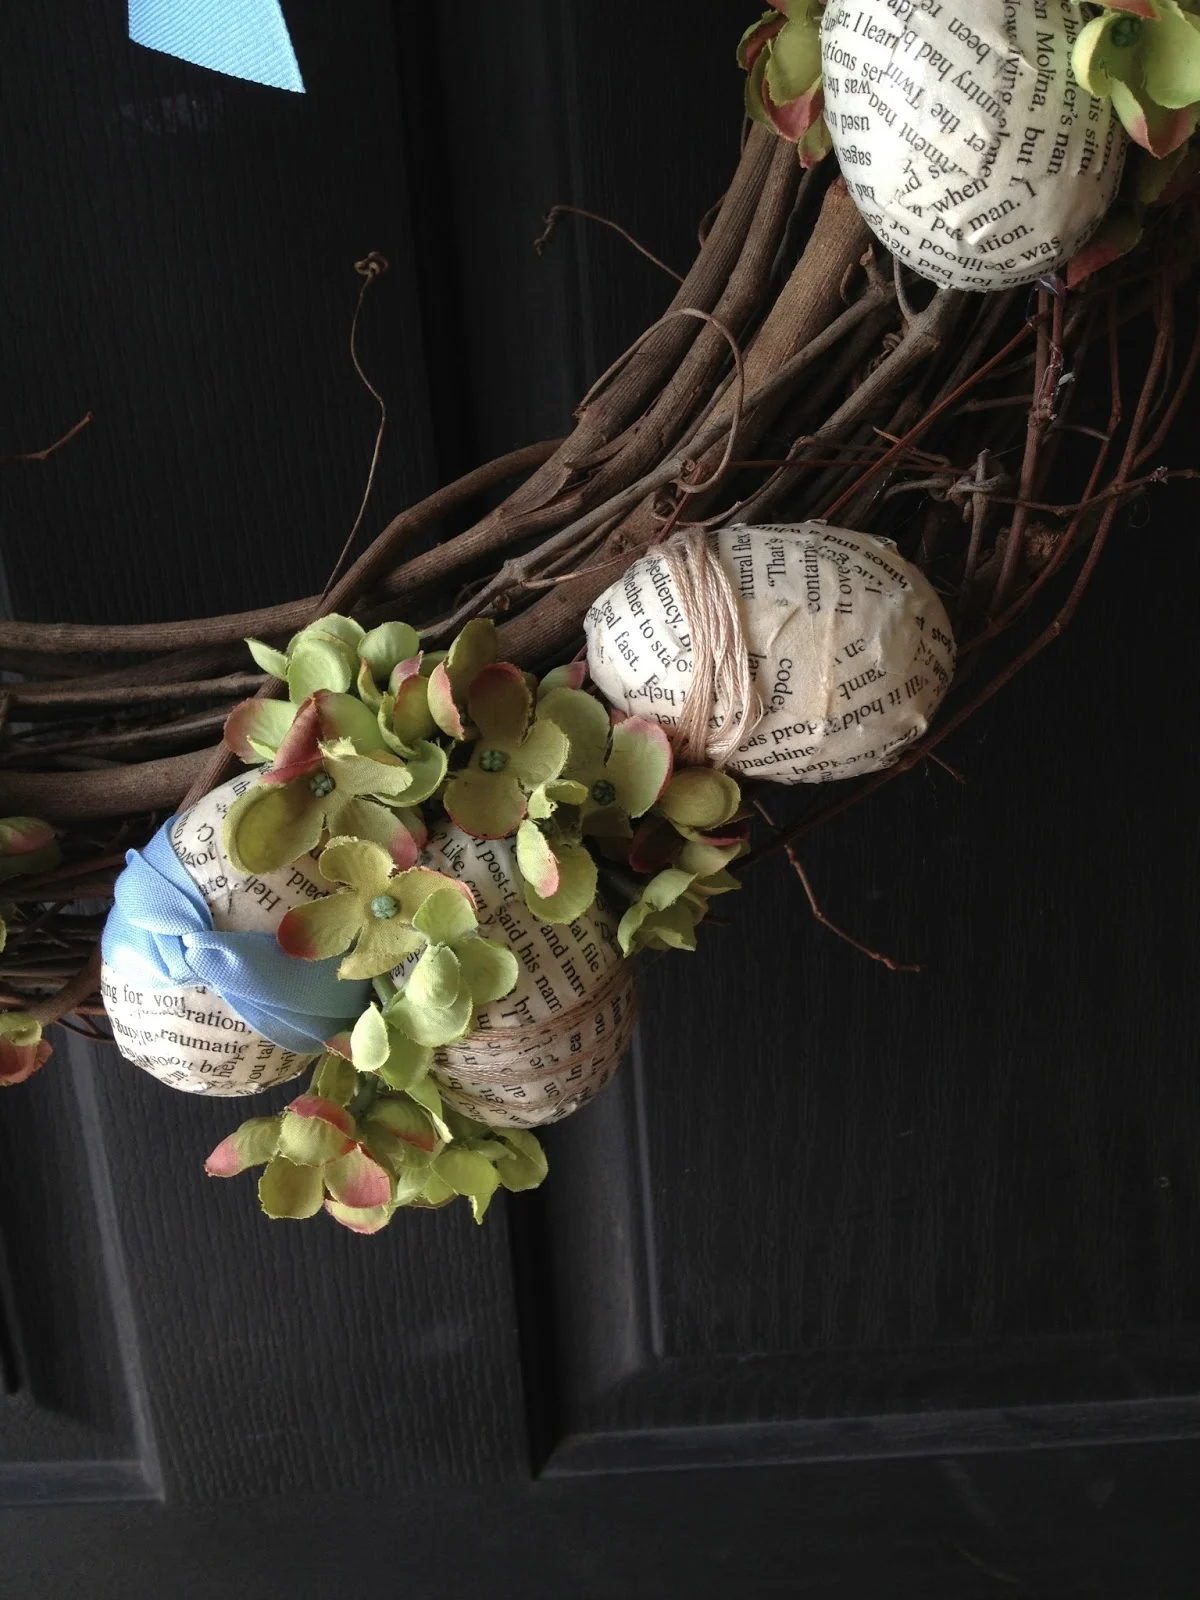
top-left (402, 826), bottom-right (635, 1128)
top-left (102, 777), bottom-right (329, 1096)
top-left (821, 0), bottom-right (1125, 290)
top-left (585, 523), bottom-right (955, 785)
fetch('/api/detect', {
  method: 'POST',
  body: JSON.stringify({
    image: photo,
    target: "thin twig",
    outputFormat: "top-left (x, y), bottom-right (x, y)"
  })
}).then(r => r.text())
top-left (533, 204), bottom-right (684, 283)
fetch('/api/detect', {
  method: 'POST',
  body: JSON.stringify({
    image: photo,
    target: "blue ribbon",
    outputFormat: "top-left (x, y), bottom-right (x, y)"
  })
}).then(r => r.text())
top-left (129, 0), bottom-right (305, 94)
top-left (102, 819), bottom-right (366, 1056)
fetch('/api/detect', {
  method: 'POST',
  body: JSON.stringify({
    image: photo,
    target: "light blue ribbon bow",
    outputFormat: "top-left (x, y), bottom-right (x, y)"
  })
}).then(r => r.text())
top-left (102, 819), bottom-right (365, 1056)
top-left (129, 0), bottom-right (305, 94)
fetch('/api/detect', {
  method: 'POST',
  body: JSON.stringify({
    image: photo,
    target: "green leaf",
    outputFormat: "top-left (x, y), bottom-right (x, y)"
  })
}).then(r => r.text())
top-left (413, 885), bottom-right (478, 946)
top-left (223, 779), bottom-right (323, 875)
top-left (245, 637), bottom-right (291, 678)
top-left (287, 634), bottom-right (354, 703)
top-left (415, 1170), bottom-right (456, 1208)
top-left (258, 1157), bottom-right (325, 1219)
top-left (522, 838), bottom-right (598, 924)
top-left (456, 936), bottom-right (519, 1005)
top-left (366, 1095), bottom-right (439, 1159)
top-left (359, 621), bottom-right (420, 683)
top-left (657, 767), bottom-right (741, 830)
top-left (322, 741), bottom-right (415, 802)
top-left (495, 1129), bottom-right (549, 1192)
top-left (349, 1004), bottom-right (392, 1074)
top-left (326, 1198), bottom-right (397, 1233)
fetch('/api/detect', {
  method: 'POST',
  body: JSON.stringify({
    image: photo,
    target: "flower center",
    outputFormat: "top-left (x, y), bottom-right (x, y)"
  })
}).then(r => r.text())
top-left (307, 769), bottom-right (335, 798)
top-left (590, 778), bottom-right (617, 806)
top-left (479, 748), bottom-right (509, 773)
top-left (1111, 15), bottom-right (1141, 46)
top-left (369, 894), bottom-right (399, 920)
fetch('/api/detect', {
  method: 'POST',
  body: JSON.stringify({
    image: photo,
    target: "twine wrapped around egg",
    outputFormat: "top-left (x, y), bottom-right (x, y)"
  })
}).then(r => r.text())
top-left (403, 826), bottom-right (636, 1129)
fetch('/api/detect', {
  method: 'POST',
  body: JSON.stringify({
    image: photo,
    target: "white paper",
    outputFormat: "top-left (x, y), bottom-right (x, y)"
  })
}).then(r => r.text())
top-left (585, 522), bottom-right (955, 785)
top-left (404, 826), bottom-right (635, 1128)
top-left (821, 0), bottom-right (1125, 291)
top-left (102, 775), bottom-right (326, 1097)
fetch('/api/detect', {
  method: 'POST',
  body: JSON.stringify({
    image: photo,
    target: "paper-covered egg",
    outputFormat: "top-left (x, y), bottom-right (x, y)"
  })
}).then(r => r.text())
top-left (102, 776), bottom-right (365, 1096)
top-left (401, 826), bottom-right (635, 1128)
top-left (585, 522), bottom-right (955, 785)
top-left (820, 0), bottom-right (1125, 290)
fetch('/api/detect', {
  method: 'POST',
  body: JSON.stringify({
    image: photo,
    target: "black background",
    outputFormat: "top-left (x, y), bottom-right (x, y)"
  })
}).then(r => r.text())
top-left (2, 4), bottom-right (1199, 1596)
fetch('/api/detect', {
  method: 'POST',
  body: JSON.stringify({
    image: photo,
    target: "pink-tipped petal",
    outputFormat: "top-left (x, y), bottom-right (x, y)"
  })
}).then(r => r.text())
top-left (0, 1035), bottom-right (52, 1086)
top-left (262, 695), bottom-right (324, 785)
top-left (324, 1145), bottom-right (393, 1210)
top-left (427, 661), bottom-right (466, 738)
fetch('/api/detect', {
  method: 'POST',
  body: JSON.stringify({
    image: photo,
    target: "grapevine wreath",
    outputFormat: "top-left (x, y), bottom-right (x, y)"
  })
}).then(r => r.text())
top-left (3, 1), bottom-right (1199, 1230)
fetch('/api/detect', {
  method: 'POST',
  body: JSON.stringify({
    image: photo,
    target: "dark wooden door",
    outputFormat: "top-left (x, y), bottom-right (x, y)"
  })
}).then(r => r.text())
top-left (3, 5), bottom-right (1199, 1595)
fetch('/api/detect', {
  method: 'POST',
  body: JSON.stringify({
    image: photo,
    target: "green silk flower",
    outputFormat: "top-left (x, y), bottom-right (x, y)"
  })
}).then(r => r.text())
top-left (383, 884), bottom-right (519, 1048)
top-left (223, 689), bottom-right (443, 874)
top-left (617, 863), bottom-right (741, 958)
top-left (738, 1), bottom-right (832, 168)
top-left (278, 837), bottom-right (475, 980)
top-left (442, 664), bottom-right (570, 839)
top-left (246, 614), bottom-right (371, 704)
top-left (427, 618), bottom-right (499, 739)
top-left (0, 816), bottom-right (62, 883)
top-left (1073, 0), bottom-right (1200, 157)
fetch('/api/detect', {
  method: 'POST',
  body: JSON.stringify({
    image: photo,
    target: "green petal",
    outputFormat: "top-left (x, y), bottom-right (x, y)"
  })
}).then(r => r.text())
top-left (444, 770), bottom-right (527, 839)
top-left (403, 1076), bottom-right (452, 1144)
top-left (377, 1029), bottom-right (433, 1093)
top-left (356, 657), bottom-right (382, 712)
top-left (258, 1157), bottom-right (325, 1219)
top-left (287, 634), bottom-right (354, 703)
top-left (318, 836), bottom-right (395, 894)
top-left (326, 1198), bottom-right (397, 1233)
top-left (764, 14), bottom-right (821, 105)
top-left (467, 663), bottom-right (531, 745)
top-left (224, 697), bottom-right (297, 764)
top-left (511, 717), bottom-right (569, 790)
top-left (339, 918), bottom-right (424, 982)
top-left (310, 1050), bottom-right (359, 1106)
top-left (456, 937), bottom-right (519, 1005)
top-left (393, 866), bottom-right (475, 924)
top-left (315, 690), bottom-right (388, 752)
top-left (245, 637), bottom-right (290, 679)
top-left (538, 686), bottom-right (611, 778)
top-left (1142, 2), bottom-right (1200, 109)
top-left (365, 1095), bottom-right (438, 1159)
top-left (494, 1129), bottom-right (549, 1192)
top-left (657, 768), bottom-right (741, 830)
top-left (1111, 74), bottom-right (1199, 152)
top-left (385, 677), bottom-right (436, 745)
top-left (445, 617), bottom-right (498, 692)
top-left (349, 1003), bottom-right (391, 1074)
top-left (433, 1146), bottom-right (501, 1223)
top-left (276, 891), bottom-right (364, 961)
top-left (322, 740), bottom-right (415, 801)
top-left (395, 739), bottom-right (448, 806)
top-left (359, 621), bottom-right (420, 683)
top-left (678, 836), bottom-right (745, 878)
top-left (537, 661), bottom-right (587, 697)
top-left (276, 1096), bottom-right (354, 1166)
top-left (605, 717), bottom-right (673, 817)
top-left (522, 838), bottom-right (598, 924)
top-left (414, 1171), bottom-right (456, 1208)
top-left (307, 614), bottom-right (365, 650)
top-left (413, 885), bottom-right (478, 945)
top-left (323, 1146), bottom-right (393, 1210)
top-left (204, 1114), bottom-right (282, 1176)
top-left (388, 987), bottom-right (474, 1047)
top-left (643, 866), bottom-right (697, 911)
top-left (427, 661), bottom-right (466, 739)
top-left (333, 797), bottom-right (422, 870)
top-left (516, 818), bottom-right (559, 898)
top-left (528, 779), bottom-right (588, 820)
top-left (406, 945), bottom-right (462, 1012)
top-left (223, 780), bottom-right (323, 874)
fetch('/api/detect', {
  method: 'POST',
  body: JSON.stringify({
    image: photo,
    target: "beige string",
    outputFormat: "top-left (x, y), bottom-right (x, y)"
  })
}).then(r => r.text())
top-left (660, 529), bottom-right (763, 767)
